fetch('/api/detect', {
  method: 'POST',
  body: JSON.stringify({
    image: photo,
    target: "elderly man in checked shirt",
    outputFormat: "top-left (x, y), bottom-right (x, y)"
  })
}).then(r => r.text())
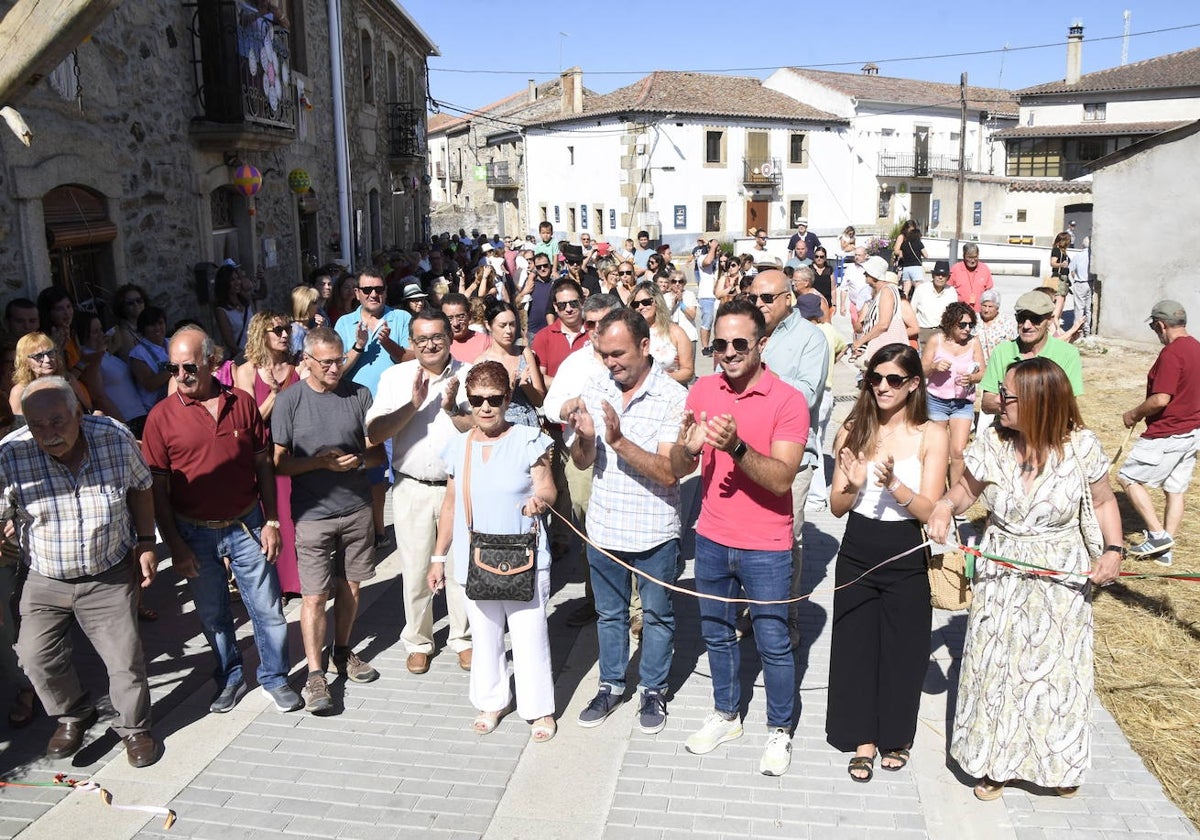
top-left (2, 377), bottom-right (160, 767)
top-left (563, 308), bottom-right (687, 736)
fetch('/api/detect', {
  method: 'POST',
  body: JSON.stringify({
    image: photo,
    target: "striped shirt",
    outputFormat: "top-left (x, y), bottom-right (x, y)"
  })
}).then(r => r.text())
top-left (572, 363), bottom-right (687, 552)
top-left (0, 415), bottom-right (153, 579)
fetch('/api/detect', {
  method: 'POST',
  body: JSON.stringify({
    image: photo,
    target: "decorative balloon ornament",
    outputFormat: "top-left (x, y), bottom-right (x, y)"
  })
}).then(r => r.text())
top-left (287, 169), bottom-right (311, 194)
top-left (232, 164), bottom-right (263, 215)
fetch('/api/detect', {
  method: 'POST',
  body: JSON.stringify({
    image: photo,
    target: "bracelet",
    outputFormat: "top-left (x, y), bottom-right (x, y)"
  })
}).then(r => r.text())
top-left (136, 534), bottom-right (157, 544)
top-left (897, 488), bottom-right (916, 508)
top-left (430, 554), bottom-right (448, 563)
top-left (936, 497), bottom-right (955, 513)
top-left (887, 478), bottom-right (900, 492)
top-left (263, 519), bottom-right (281, 529)
top-left (685, 445), bottom-right (702, 458)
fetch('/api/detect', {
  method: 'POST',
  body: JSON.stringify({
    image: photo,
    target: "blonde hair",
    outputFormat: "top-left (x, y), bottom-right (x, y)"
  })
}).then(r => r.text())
top-left (13, 332), bottom-right (59, 388)
top-left (243, 310), bottom-right (288, 367)
top-left (290, 285), bottom-right (319, 322)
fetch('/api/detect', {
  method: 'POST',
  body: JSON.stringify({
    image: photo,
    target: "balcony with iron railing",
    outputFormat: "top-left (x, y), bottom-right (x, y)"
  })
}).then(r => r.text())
top-left (743, 157), bottom-right (782, 187)
top-left (387, 103), bottom-right (425, 166)
top-left (486, 161), bottom-right (517, 189)
top-left (877, 152), bottom-right (972, 177)
top-left (448, 163), bottom-right (462, 181)
top-left (187, 0), bottom-right (297, 150)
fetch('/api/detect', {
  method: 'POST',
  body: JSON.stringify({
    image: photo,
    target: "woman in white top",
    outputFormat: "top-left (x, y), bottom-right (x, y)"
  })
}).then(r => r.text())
top-left (73, 311), bottom-right (147, 435)
top-left (629, 282), bottom-right (693, 385)
top-left (828, 343), bottom-right (948, 783)
top-left (662, 269), bottom-right (698, 356)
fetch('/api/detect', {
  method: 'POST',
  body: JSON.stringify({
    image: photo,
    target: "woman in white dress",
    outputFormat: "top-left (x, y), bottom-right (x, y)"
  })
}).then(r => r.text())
top-left (629, 282), bottom-right (693, 385)
top-left (928, 357), bottom-right (1123, 800)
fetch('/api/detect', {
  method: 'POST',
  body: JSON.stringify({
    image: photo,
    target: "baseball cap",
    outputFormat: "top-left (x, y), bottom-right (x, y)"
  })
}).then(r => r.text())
top-left (932, 260), bottom-right (950, 276)
top-left (863, 255), bottom-right (889, 280)
top-left (1014, 290), bottom-right (1054, 316)
top-left (1149, 300), bottom-right (1186, 322)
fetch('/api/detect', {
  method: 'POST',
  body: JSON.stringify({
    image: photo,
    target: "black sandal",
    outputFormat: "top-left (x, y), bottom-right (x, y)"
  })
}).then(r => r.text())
top-left (880, 748), bottom-right (910, 771)
top-left (848, 753), bottom-right (875, 783)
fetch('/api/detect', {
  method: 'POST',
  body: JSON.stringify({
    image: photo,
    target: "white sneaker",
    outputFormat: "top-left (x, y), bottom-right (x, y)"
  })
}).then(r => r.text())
top-left (685, 712), bottom-right (743, 755)
top-left (759, 728), bottom-right (792, 776)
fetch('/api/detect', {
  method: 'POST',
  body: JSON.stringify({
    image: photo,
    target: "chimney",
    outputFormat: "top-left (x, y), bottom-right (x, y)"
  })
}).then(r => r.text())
top-left (528, 79), bottom-right (537, 103)
top-left (560, 66), bottom-right (583, 115)
top-left (1066, 22), bottom-right (1084, 84)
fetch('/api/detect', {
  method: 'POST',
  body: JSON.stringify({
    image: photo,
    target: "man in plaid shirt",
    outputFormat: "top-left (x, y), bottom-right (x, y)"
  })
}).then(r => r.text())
top-left (3, 377), bottom-right (160, 767)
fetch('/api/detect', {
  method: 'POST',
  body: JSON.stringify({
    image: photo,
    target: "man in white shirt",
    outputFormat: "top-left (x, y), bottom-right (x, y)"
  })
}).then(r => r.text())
top-left (694, 239), bottom-right (720, 356)
top-left (910, 260), bottom-right (957, 348)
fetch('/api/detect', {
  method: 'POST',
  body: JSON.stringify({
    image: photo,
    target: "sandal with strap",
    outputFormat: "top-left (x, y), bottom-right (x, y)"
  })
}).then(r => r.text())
top-left (880, 748), bottom-right (910, 771)
top-left (530, 715), bottom-right (557, 743)
top-left (974, 777), bottom-right (1007, 801)
top-left (472, 705), bottom-right (511, 735)
top-left (848, 753), bottom-right (875, 783)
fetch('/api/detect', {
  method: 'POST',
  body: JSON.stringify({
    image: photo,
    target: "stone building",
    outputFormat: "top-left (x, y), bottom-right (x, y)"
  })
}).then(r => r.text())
top-left (0, 0), bottom-right (436, 329)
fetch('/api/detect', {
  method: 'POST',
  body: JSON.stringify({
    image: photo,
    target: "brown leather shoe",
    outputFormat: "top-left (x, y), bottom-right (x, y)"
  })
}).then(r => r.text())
top-left (406, 652), bottom-right (430, 674)
top-left (123, 732), bottom-right (161, 768)
top-left (457, 648), bottom-right (473, 671)
top-left (46, 708), bottom-right (98, 759)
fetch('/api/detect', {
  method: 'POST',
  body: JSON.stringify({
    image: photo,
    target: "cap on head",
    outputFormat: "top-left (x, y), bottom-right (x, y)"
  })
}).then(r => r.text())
top-left (1149, 299), bottom-right (1186, 323)
top-left (795, 217), bottom-right (808, 226)
top-left (1014, 290), bottom-right (1054, 316)
top-left (401, 283), bottom-right (428, 301)
top-left (863, 255), bottom-right (889, 280)
top-left (932, 260), bottom-right (950, 276)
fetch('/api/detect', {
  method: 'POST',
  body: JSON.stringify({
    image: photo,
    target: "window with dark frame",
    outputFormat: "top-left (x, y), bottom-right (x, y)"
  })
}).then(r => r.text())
top-left (788, 133), bottom-right (807, 165)
top-left (705, 130), bottom-right (724, 164)
top-left (704, 200), bottom-right (723, 232)
top-left (789, 200), bottom-right (806, 227)
top-left (1083, 102), bottom-right (1106, 121)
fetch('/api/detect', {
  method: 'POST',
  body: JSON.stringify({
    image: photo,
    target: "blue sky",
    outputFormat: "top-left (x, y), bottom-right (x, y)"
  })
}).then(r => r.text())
top-left (401, 0), bottom-right (1198, 116)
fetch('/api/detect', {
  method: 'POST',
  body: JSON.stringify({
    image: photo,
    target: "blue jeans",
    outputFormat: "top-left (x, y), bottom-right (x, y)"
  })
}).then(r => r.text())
top-left (587, 539), bottom-right (679, 693)
top-left (177, 507), bottom-right (291, 690)
top-left (694, 534), bottom-right (794, 729)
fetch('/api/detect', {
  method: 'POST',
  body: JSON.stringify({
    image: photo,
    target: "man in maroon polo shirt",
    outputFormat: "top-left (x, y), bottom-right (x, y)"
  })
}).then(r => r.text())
top-left (142, 326), bottom-right (301, 715)
top-left (532, 279), bottom-right (588, 386)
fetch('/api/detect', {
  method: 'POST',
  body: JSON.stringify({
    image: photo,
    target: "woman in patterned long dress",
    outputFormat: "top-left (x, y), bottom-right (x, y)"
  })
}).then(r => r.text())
top-left (927, 357), bottom-right (1123, 801)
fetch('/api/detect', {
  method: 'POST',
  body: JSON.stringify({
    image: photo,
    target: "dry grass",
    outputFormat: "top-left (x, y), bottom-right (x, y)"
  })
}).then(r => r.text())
top-left (1076, 339), bottom-right (1200, 827)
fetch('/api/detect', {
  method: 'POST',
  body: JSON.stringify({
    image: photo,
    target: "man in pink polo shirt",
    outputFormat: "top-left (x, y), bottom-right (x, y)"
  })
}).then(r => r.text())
top-left (670, 298), bottom-right (808, 777)
top-left (947, 243), bottom-right (993, 313)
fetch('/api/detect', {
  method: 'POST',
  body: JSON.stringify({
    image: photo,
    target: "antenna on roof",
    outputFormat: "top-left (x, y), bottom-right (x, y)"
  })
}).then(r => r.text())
top-left (1121, 10), bottom-right (1131, 65)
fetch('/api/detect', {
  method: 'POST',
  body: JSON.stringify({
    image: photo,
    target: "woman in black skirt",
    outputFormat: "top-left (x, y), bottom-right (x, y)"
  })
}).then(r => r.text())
top-left (827, 344), bottom-right (949, 782)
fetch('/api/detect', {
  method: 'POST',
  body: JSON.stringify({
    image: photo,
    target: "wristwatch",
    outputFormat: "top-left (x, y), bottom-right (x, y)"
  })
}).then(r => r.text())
top-left (1104, 544), bottom-right (1126, 558)
top-left (351, 344), bottom-right (365, 353)
top-left (136, 534), bottom-right (157, 544)
top-left (263, 519), bottom-right (281, 529)
top-left (730, 440), bottom-right (748, 459)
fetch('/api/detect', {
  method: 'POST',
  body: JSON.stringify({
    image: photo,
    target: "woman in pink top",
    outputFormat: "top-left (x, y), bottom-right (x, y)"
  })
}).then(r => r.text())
top-left (921, 302), bottom-right (984, 486)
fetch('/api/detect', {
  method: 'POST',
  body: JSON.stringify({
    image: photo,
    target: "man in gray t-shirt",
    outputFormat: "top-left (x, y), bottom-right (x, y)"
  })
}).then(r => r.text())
top-left (272, 328), bottom-right (385, 714)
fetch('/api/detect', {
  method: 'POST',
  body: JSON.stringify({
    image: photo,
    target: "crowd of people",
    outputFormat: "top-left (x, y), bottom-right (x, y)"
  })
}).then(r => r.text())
top-left (0, 219), bottom-right (1195, 807)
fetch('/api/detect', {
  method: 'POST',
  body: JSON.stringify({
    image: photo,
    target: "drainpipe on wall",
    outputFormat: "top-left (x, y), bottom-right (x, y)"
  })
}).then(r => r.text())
top-left (328, 0), bottom-right (353, 267)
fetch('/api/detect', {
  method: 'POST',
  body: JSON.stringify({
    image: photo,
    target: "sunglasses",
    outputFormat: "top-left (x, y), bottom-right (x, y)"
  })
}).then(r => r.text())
top-left (957, 321), bottom-right (974, 330)
top-left (1015, 311), bottom-right (1049, 325)
top-left (617, 269), bottom-right (634, 276)
top-left (27, 349), bottom-right (57, 363)
top-left (711, 337), bottom-right (753, 354)
top-left (268, 325), bottom-right (290, 336)
top-left (864, 371), bottom-right (915, 388)
top-left (534, 263), bottom-right (552, 270)
top-left (584, 319), bottom-right (599, 329)
top-left (632, 298), bottom-right (656, 309)
top-left (555, 299), bottom-right (581, 311)
top-left (305, 353), bottom-right (346, 370)
top-left (747, 291), bottom-right (787, 306)
top-left (165, 363), bottom-right (200, 376)
top-left (998, 385), bottom-right (1018, 406)
top-left (467, 393), bottom-right (506, 408)
top-left (358, 285), bottom-right (386, 296)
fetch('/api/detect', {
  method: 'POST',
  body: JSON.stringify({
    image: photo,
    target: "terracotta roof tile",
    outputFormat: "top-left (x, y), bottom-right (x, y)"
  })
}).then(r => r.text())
top-left (530, 71), bottom-right (844, 126)
top-left (929, 171), bottom-right (1093, 193)
top-left (783, 68), bottom-right (1018, 117)
top-left (1018, 47), bottom-right (1200, 96)
top-left (992, 120), bottom-right (1188, 139)
top-left (428, 78), bottom-right (575, 135)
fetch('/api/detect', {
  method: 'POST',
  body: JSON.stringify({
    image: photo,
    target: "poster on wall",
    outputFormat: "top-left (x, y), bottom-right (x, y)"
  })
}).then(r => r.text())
top-left (609, 209), bottom-right (616, 230)
top-left (581, 205), bottom-right (589, 229)
top-left (931, 199), bottom-right (940, 228)
top-left (674, 205), bottom-right (686, 229)
top-left (973, 201), bottom-right (982, 226)
top-left (262, 237), bottom-right (278, 269)
top-left (554, 206), bottom-right (560, 224)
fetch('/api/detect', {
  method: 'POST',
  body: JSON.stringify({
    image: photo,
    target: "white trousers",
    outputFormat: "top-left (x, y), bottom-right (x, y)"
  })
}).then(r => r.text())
top-left (393, 478), bottom-right (471, 654)
top-left (465, 569), bottom-right (554, 720)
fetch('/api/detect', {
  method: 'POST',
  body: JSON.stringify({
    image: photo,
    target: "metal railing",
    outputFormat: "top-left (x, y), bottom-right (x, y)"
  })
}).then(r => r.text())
top-left (387, 103), bottom-right (424, 160)
top-left (486, 161), bottom-right (516, 188)
top-left (877, 152), bottom-right (971, 177)
top-left (742, 157), bottom-right (782, 186)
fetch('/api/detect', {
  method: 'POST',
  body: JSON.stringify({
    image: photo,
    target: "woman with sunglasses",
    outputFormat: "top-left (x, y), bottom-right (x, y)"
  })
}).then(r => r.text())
top-left (715, 259), bottom-right (741, 306)
top-left (73, 311), bottom-right (146, 435)
top-left (429, 360), bottom-right (557, 742)
top-left (927, 357), bottom-right (1121, 801)
top-left (9, 332), bottom-right (93, 420)
top-left (613, 261), bottom-right (638, 306)
top-left (827, 343), bottom-right (948, 783)
top-left (811, 249), bottom-right (835, 307)
top-left (666, 269), bottom-right (699, 358)
top-left (213, 264), bottom-right (255, 358)
top-left (127, 306), bottom-right (171, 415)
top-left (472, 299), bottom-right (545, 428)
top-left (922, 302), bottom-right (984, 486)
top-left (630, 282), bottom-right (694, 385)
top-left (308, 271), bottom-right (335, 327)
top-left (106, 283), bottom-right (149, 362)
top-left (235, 311), bottom-right (302, 599)
top-left (327, 273), bottom-right (359, 325)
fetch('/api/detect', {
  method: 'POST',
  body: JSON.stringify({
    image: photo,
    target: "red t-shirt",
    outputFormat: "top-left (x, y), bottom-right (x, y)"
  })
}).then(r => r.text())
top-left (448, 330), bottom-right (491, 364)
top-left (531, 320), bottom-right (588, 378)
top-left (947, 261), bottom-right (994, 312)
top-left (686, 367), bottom-right (810, 549)
top-left (141, 385), bottom-right (269, 519)
top-left (1145, 335), bottom-right (1200, 438)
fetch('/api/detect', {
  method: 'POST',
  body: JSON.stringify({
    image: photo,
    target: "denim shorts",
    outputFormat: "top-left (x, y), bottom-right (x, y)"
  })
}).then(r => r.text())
top-left (926, 393), bottom-right (975, 421)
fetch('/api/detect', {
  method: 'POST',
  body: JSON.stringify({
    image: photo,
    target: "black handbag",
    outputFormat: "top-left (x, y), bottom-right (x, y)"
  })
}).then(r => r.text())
top-left (461, 429), bottom-right (538, 602)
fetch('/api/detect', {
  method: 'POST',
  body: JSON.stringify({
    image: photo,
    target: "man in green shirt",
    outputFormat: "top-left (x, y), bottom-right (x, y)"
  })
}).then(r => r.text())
top-left (980, 289), bottom-right (1083, 415)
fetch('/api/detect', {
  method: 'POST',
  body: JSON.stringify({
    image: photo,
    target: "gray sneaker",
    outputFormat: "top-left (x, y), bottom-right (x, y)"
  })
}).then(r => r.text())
top-left (261, 683), bottom-right (303, 712)
top-left (1128, 532), bottom-right (1174, 558)
top-left (209, 679), bottom-right (247, 714)
top-left (1154, 550), bottom-right (1174, 568)
top-left (638, 689), bottom-right (667, 734)
top-left (577, 685), bottom-right (622, 728)
top-left (331, 648), bottom-right (379, 683)
top-left (302, 673), bottom-right (334, 715)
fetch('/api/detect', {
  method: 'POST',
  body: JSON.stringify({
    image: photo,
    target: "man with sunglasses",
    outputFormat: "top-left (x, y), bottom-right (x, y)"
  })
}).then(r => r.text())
top-left (911, 260), bottom-right (958, 349)
top-left (366, 310), bottom-right (473, 675)
top-left (532, 279), bottom-right (589, 386)
top-left (1118, 301), bottom-right (1200, 566)
top-left (979, 289), bottom-right (1082, 416)
top-left (527, 253), bottom-right (559, 338)
top-left (272, 329), bottom-right (385, 713)
top-left (143, 327), bottom-right (300, 715)
top-left (747, 270), bottom-right (829, 648)
top-left (671, 298), bottom-right (809, 776)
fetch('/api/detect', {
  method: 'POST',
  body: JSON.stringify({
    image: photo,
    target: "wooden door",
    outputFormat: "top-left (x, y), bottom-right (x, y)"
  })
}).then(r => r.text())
top-left (744, 200), bottom-right (768, 235)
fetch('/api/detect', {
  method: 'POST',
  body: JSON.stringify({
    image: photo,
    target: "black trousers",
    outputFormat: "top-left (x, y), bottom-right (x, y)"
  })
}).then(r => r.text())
top-left (826, 513), bottom-right (931, 752)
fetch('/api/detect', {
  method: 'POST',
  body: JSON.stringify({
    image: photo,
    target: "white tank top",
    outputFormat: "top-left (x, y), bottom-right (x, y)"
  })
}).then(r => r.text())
top-left (649, 326), bottom-right (678, 373)
top-left (851, 453), bottom-right (922, 522)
